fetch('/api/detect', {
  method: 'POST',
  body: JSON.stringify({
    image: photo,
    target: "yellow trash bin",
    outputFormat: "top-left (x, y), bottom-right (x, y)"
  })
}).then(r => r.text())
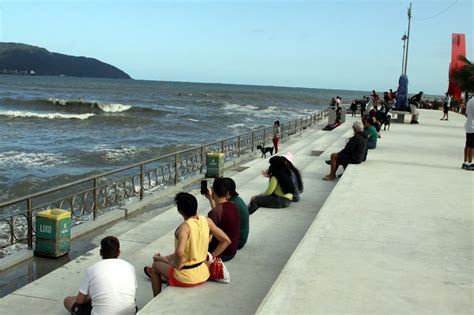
top-left (35, 209), bottom-right (71, 258)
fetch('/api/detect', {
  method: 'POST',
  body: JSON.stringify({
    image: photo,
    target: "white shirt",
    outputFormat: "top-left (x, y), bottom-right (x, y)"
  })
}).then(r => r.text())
top-left (79, 258), bottom-right (137, 315)
top-left (465, 98), bottom-right (474, 134)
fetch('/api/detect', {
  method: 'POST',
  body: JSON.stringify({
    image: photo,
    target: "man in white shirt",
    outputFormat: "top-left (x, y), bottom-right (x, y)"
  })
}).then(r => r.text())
top-left (63, 236), bottom-right (137, 315)
top-left (462, 97), bottom-right (474, 170)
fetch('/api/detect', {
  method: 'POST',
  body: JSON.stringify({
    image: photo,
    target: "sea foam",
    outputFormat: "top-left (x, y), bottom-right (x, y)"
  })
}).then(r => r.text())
top-left (222, 102), bottom-right (259, 111)
top-left (97, 103), bottom-right (131, 112)
top-left (0, 110), bottom-right (95, 120)
top-left (0, 151), bottom-right (66, 168)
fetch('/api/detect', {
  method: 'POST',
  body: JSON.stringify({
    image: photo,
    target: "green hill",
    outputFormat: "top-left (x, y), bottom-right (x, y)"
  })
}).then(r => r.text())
top-left (0, 43), bottom-right (131, 79)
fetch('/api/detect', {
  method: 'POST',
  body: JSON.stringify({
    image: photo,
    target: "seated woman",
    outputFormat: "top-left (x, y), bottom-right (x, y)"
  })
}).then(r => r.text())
top-left (281, 152), bottom-right (304, 202)
top-left (322, 118), bottom-right (341, 131)
top-left (145, 192), bottom-right (231, 297)
top-left (248, 156), bottom-right (295, 214)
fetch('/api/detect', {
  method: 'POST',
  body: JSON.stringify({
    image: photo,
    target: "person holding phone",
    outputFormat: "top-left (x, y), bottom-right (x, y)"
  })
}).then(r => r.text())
top-left (204, 177), bottom-right (241, 261)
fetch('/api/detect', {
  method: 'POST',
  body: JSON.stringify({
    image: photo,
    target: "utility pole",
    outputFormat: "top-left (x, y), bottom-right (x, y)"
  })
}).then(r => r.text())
top-left (403, 2), bottom-right (412, 75)
top-left (402, 33), bottom-right (408, 74)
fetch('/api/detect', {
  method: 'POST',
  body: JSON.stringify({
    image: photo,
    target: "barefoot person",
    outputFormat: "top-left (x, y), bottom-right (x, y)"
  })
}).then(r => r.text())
top-left (323, 121), bottom-right (367, 180)
top-left (64, 236), bottom-right (137, 315)
top-left (145, 192), bottom-right (231, 297)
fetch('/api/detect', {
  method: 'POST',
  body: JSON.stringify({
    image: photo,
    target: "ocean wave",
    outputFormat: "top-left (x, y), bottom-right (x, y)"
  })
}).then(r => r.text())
top-left (0, 110), bottom-right (95, 120)
top-left (0, 151), bottom-right (67, 168)
top-left (83, 145), bottom-right (150, 162)
top-left (222, 102), bottom-right (260, 111)
top-left (47, 98), bottom-right (131, 112)
top-left (228, 123), bottom-right (245, 128)
top-left (187, 118), bottom-right (199, 122)
top-left (97, 103), bottom-right (132, 112)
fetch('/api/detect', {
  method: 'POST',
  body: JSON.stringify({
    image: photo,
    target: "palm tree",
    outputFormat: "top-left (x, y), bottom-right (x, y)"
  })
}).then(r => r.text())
top-left (451, 56), bottom-right (474, 109)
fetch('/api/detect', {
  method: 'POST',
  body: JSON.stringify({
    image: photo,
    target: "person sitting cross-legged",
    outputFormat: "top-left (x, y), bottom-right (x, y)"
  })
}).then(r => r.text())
top-left (145, 192), bottom-right (231, 297)
top-left (64, 236), bottom-right (137, 315)
top-left (323, 121), bottom-right (367, 181)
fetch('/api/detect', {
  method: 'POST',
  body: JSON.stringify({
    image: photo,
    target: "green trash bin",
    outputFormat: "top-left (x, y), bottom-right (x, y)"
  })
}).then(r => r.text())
top-left (206, 153), bottom-right (224, 177)
top-left (35, 209), bottom-right (71, 257)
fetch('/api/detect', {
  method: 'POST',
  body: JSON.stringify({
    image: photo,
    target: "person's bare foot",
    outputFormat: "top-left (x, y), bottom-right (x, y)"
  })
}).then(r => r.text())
top-left (322, 175), bottom-right (336, 181)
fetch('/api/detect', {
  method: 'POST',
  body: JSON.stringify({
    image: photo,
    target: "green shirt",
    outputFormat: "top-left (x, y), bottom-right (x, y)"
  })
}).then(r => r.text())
top-left (230, 195), bottom-right (249, 249)
top-left (365, 126), bottom-right (378, 146)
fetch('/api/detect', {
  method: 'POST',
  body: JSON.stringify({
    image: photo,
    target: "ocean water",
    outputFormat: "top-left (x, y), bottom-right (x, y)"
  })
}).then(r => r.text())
top-left (0, 75), bottom-right (369, 205)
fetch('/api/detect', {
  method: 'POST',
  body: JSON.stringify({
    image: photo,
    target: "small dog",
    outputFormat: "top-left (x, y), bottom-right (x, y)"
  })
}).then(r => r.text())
top-left (257, 145), bottom-right (274, 158)
top-left (383, 114), bottom-right (391, 131)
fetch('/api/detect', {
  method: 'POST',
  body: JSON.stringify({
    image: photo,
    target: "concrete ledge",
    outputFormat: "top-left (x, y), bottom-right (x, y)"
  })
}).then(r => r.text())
top-left (0, 249), bottom-right (34, 271)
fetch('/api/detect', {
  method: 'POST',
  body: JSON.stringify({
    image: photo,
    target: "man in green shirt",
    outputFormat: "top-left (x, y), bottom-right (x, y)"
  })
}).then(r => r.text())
top-left (224, 178), bottom-right (249, 249)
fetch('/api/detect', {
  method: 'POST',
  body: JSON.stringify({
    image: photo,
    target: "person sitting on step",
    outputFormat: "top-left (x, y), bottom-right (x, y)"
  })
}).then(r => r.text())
top-left (323, 121), bottom-right (367, 181)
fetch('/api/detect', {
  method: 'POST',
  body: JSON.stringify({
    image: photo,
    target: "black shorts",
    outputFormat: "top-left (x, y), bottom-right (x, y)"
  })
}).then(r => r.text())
top-left (336, 153), bottom-right (351, 167)
top-left (443, 105), bottom-right (449, 114)
top-left (71, 302), bottom-right (92, 315)
top-left (466, 133), bottom-right (474, 148)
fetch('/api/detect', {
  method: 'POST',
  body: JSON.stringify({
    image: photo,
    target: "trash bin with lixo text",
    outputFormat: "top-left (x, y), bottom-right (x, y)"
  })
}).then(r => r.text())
top-left (206, 153), bottom-right (224, 177)
top-left (35, 209), bottom-right (71, 258)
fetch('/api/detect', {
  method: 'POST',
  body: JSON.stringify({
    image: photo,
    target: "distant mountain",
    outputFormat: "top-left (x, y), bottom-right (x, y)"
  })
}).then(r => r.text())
top-left (0, 43), bottom-right (131, 79)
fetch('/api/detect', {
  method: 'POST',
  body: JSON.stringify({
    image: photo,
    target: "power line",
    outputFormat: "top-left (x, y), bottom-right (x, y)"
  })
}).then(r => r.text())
top-left (412, 0), bottom-right (458, 20)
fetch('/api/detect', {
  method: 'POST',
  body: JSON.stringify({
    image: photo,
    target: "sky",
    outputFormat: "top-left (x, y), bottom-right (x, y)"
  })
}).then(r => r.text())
top-left (0, 0), bottom-right (472, 95)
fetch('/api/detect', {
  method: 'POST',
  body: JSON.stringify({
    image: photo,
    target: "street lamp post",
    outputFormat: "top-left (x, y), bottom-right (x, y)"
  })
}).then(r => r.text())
top-left (401, 33), bottom-right (408, 74)
top-left (404, 3), bottom-right (412, 75)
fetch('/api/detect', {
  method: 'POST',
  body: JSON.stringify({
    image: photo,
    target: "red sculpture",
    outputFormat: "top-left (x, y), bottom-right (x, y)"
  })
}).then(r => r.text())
top-left (448, 33), bottom-right (466, 103)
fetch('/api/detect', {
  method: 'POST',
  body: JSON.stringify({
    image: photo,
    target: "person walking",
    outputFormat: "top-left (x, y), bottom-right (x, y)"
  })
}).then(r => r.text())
top-left (441, 92), bottom-right (451, 121)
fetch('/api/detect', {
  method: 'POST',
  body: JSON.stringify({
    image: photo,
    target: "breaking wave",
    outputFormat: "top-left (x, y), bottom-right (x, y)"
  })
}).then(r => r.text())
top-left (0, 110), bottom-right (95, 120)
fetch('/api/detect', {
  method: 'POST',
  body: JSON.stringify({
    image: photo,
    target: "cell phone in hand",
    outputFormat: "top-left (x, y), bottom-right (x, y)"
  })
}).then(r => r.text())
top-left (200, 180), bottom-right (208, 195)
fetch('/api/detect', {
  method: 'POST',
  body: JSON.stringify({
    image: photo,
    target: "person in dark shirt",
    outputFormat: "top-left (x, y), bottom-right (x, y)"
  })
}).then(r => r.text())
top-left (323, 121), bottom-right (367, 180)
top-left (223, 178), bottom-right (249, 249)
top-left (204, 177), bottom-right (240, 261)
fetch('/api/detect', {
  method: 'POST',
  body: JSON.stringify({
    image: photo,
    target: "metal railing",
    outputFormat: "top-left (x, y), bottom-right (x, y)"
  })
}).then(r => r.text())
top-left (0, 108), bottom-right (329, 250)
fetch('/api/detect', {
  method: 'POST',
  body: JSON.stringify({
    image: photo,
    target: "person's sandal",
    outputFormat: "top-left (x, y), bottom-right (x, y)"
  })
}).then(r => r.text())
top-left (144, 266), bottom-right (152, 278)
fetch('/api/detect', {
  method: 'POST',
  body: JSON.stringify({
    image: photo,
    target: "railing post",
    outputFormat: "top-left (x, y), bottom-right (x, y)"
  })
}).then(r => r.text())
top-left (200, 147), bottom-right (204, 173)
top-left (93, 178), bottom-right (97, 220)
top-left (140, 164), bottom-right (144, 200)
top-left (251, 132), bottom-right (255, 151)
top-left (26, 198), bottom-right (33, 249)
top-left (263, 129), bottom-right (266, 145)
top-left (174, 154), bottom-right (179, 185)
top-left (221, 140), bottom-right (225, 154)
top-left (237, 136), bottom-right (241, 157)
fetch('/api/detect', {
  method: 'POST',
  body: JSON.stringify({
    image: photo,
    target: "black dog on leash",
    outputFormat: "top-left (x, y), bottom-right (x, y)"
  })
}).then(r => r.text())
top-left (256, 145), bottom-right (274, 158)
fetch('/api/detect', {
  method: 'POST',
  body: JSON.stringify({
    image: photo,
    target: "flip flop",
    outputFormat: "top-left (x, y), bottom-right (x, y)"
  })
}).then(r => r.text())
top-left (144, 266), bottom-right (152, 278)
top-left (322, 175), bottom-right (336, 181)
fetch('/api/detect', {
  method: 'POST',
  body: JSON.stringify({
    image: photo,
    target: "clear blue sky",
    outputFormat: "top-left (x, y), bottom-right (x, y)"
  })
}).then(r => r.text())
top-left (1, 0), bottom-right (472, 95)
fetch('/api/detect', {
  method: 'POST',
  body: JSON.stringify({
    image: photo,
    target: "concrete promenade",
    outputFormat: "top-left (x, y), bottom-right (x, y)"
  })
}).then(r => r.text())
top-left (258, 109), bottom-right (473, 314)
top-left (0, 109), bottom-right (472, 314)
